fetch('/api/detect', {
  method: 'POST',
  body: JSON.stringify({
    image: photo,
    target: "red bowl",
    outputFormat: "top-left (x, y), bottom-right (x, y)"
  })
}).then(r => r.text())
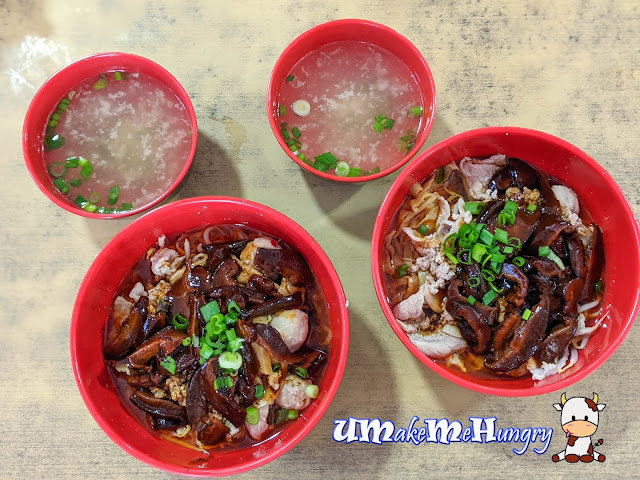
top-left (371, 127), bottom-right (640, 396)
top-left (267, 19), bottom-right (436, 182)
top-left (22, 52), bottom-right (198, 219)
top-left (71, 197), bottom-right (349, 475)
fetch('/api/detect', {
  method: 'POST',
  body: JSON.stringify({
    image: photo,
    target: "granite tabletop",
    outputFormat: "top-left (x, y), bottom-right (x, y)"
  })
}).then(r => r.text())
top-left (1, 0), bottom-right (639, 479)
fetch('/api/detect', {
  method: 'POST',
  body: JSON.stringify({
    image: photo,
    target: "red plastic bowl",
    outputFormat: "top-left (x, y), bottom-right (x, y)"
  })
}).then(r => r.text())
top-left (71, 197), bottom-right (349, 475)
top-left (22, 52), bottom-right (198, 219)
top-left (371, 127), bottom-right (640, 396)
top-left (267, 19), bottom-right (436, 182)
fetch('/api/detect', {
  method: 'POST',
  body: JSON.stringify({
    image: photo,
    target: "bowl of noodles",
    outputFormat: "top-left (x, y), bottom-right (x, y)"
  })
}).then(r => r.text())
top-left (371, 127), bottom-right (640, 396)
top-left (71, 196), bottom-right (349, 474)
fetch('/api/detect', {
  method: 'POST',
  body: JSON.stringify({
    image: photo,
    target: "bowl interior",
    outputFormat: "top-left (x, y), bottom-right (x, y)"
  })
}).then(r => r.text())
top-left (23, 52), bottom-right (198, 219)
top-left (71, 197), bottom-right (349, 475)
top-left (267, 19), bottom-right (437, 182)
top-left (372, 127), bottom-right (640, 396)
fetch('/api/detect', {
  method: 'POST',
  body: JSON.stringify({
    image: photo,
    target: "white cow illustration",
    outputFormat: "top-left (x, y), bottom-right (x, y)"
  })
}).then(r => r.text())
top-left (552, 392), bottom-right (606, 463)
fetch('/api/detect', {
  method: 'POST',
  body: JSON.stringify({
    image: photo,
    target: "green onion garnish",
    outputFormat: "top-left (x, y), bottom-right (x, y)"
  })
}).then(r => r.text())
top-left (255, 384), bottom-right (264, 399)
top-left (108, 186), bottom-right (120, 205)
top-left (522, 308), bottom-right (532, 321)
top-left (538, 246), bottom-right (550, 257)
top-left (53, 178), bottom-right (69, 194)
top-left (89, 192), bottom-right (101, 204)
top-left (275, 409), bottom-right (289, 425)
top-left (374, 114), bottom-right (395, 131)
top-left (526, 203), bottom-right (537, 213)
top-left (74, 195), bottom-right (87, 207)
top-left (335, 161), bottom-right (350, 177)
top-left (312, 160), bottom-right (327, 172)
top-left (347, 167), bottom-right (362, 177)
top-left (287, 409), bottom-right (299, 420)
top-left (200, 301), bottom-right (221, 321)
top-left (456, 248), bottom-right (472, 265)
top-left (513, 256), bottom-right (525, 267)
top-left (200, 343), bottom-right (214, 362)
top-left (464, 201), bottom-right (483, 214)
top-left (295, 367), bottom-right (308, 379)
top-left (503, 246), bottom-right (514, 254)
top-left (81, 162), bottom-right (93, 181)
top-left (114, 71), bottom-right (123, 81)
top-left (495, 228), bottom-right (509, 245)
top-left (468, 295), bottom-right (477, 306)
top-left (219, 351), bottom-right (243, 370)
top-left (172, 313), bottom-right (188, 330)
top-left (395, 264), bottom-right (410, 278)
top-left (70, 179), bottom-right (82, 187)
top-left (246, 406), bottom-right (260, 425)
top-left (491, 252), bottom-right (506, 264)
top-left (467, 277), bottom-right (480, 288)
top-left (286, 75), bottom-right (295, 82)
top-left (214, 376), bottom-right (233, 391)
top-left (547, 250), bottom-right (566, 270)
top-left (419, 224), bottom-right (428, 236)
top-left (479, 228), bottom-right (495, 247)
top-left (482, 289), bottom-right (497, 306)
top-left (411, 106), bottom-right (423, 117)
top-left (49, 161), bottom-right (67, 178)
top-left (83, 202), bottom-right (98, 213)
top-left (66, 157), bottom-right (79, 168)
top-left (292, 126), bottom-right (301, 139)
top-left (508, 237), bottom-right (522, 248)
top-left (279, 105), bottom-right (286, 116)
top-left (120, 202), bottom-right (133, 211)
top-left (272, 363), bottom-right (281, 372)
top-left (482, 269), bottom-right (496, 282)
top-left (305, 384), bottom-right (319, 399)
top-left (228, 300), bottom-right (241, 317)
top-left (182, 337), bottom-right (192, 347)
top-left (471, 243), bottom-right (487, 263)
top-left (372, 166), bottom-right (380, 174)
top-left (314, 152), bottom-right (339, 169)
top-left (595, 280), bottom-right (604, 295)
top-left (44, 133), bottom-right (65, 150)
top-left (93, 75), bottom-right (109, 90)
top-left (160, 356), bottom-right (177, 375)
top-left (298, 153), bottom-right (307, 163)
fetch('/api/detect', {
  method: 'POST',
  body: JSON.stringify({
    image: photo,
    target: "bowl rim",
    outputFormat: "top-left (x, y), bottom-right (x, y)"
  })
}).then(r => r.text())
top-left (371, 126), bottom-right (640, 396)
top-left (70, 196), bottom-right (350, 475)
top-left (266, 18), bottom-right (437, 183)
top-left (22, 51), bottom-right (198, 219)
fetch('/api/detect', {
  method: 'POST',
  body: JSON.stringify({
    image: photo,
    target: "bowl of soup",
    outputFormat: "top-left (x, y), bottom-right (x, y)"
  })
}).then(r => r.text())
top-left (23, 52), bottom-right (198, 218)
top-left (371, 127), bottom-right (640, 396)
top-left (71, 196), bottom-right (349, 475)
top-left (267, 19), bottom-right (436, 182)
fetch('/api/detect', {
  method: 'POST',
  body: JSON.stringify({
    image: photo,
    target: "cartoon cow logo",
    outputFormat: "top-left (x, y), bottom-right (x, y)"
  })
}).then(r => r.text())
top-left (552, 392), bottom-right (606, 463)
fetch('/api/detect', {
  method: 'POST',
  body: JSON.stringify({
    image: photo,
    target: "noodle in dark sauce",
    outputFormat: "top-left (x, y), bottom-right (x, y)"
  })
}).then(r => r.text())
top-left (383, 155), bottom-right (605, 380)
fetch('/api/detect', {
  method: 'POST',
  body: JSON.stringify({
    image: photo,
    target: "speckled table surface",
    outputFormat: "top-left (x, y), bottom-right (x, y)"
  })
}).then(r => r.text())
top-left (1, 1), bottom-right (639, 479)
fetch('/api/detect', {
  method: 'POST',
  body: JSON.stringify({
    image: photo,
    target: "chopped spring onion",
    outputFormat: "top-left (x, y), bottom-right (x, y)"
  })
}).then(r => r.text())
top-left (312, 160), bottom-right (327, 172)
top-left (74, 195), bottom-right (87, 207)
top-left (292, 126), bottom-right (301, 139)
top-left (419, 224), bottom-right (428, 236)
top-left (482, 289), bottom-right (497, 306)
top-left (305, 384), bottom-right (319, 398)
top-left (287, 409), bottom-right (299, 420)
top-left (372, 166), bottom-right (380, 174)
top-left (255, 384), bottom-right (264, 399)
top-left (272, 363), bottom-right (281, 372)
top-left (471, 243), bottom-right (487, 263)
top-left (120, 202), bottom-right (133, 211)
top-left (81, 161), bottom-right (93, 181)
top-left (347, 167), bottom-right (362, 177)
top-left (503, 246), bottom-right (514, 255)
top-left (513, 256), bottom-right (525, 267)
top-left (228, 300), bottom-right (241, 317)
top-left (45, 133), bottom-right (65, 150)
top-left (279, 105), bottom-right (287, 116)
top-left (114, 71), bottom-right (123, 81)
top-left (335, 161), bottom-right (350, 177)
top-left (53, 178), bottom-right (69, 194)
top-left (399, 129), bottom-right (417, 152)
top-left (547, 250), bottom-right (566, 270)
top-left (93, 74), bottom-right (109, 90)
top-left (456, 248), bottom-right (472, 265)
top-left (298, 153), bottom-right (307, 163)
top-left (200, 301), bottom-right (220, 322)
top-left (538, 246), bottom-right (550, 257)
top-left (595, 280), bottom-right (604, 295)
top-left (479, 228), bottom-right (495, 247)
top-left (219, 351), bottom-right (243, 370)
top-left (467, 277), bottom-right (480, 288)
top-left (508, 237), bottom-right (522, 248)
top-left (314, 152), bottom-right (339, 169)
top-left (275, 409), bottom-right (289, 425)
top-left (192, 334), bottom-right (200, 348)
top-left (464, 201), bottom-right (483, 214)
top-left (182, 336), bottom-right (192, 347)
top-left (522, 308), bottom-right (532, 321)
top-left (395, 264), bottom-right (410, 278)
top-left (83, 202), bottom-right (98, 213)
top-left (494, 228), bottom-right (509, 245)
top-left (411, 105), bottom-right (423, 117)
top-left (491, 252), bottom-right (506, 264)
top-left (172, 313), bottom-right (188, 330)
top-left (70, 179), bottom-right (82, 187)
top-left (286, 75), bottom-right (295, 82)
top-left (373, 114), bottom-right (395, 131)
top-left (246, 406), bottom-right (260, 425)
top-left (200, 344), bottom-right (214, 363)
top-left (214, 376), bottom-right (234, 391)
top-left (295, 367), bottom-right (308, 379)
top-left (160, 356), bottom-right (177, 375)
top-left (292, 100), bottom-right (311, 116)
top-left (436, 166), bottom-right (446, 183)
top-left (66, 157), bottom-right (79, 168)
top-left (108, 186), bottom-right (120, 205)
top-left (89, 192), bottom-right (101, 204)
top-left (468, 295), bottom-right (477, 306)
top-left (526, 203), bottom-right (537, 213)
top-left (49, 161), bottom-right (67, 178)
top-left (481, 269), bottom-right (496, 282)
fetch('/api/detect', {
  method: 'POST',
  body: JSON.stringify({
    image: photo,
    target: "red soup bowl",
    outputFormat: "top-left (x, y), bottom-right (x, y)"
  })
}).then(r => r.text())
top-left (23, 52), bottom-right (198, 219)
top-left (267, 19), bottom-right (436, 182)
top-left (71, 197), bottom-right (349, 475)
top-left (371, 127), bottom-right (640, 396)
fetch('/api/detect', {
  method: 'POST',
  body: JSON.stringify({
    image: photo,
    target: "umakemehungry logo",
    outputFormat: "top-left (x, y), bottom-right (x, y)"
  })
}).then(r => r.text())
top-left (332, 416), bottom-right (553, 455)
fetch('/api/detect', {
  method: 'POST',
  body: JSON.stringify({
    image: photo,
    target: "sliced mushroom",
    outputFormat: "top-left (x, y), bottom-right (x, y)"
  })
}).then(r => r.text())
top-left (212, 259), bottom-right (240, 287)
top-left (130, 389), bottom-right (187, 422)
top-left (122, 327), bottom-right (187, 369)
top-left (501, 263), bottom-right (529, 307)
top-left (239, 291), bottom-right (304, 320)
top-left (198, 359), bottom-right (246, 427)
